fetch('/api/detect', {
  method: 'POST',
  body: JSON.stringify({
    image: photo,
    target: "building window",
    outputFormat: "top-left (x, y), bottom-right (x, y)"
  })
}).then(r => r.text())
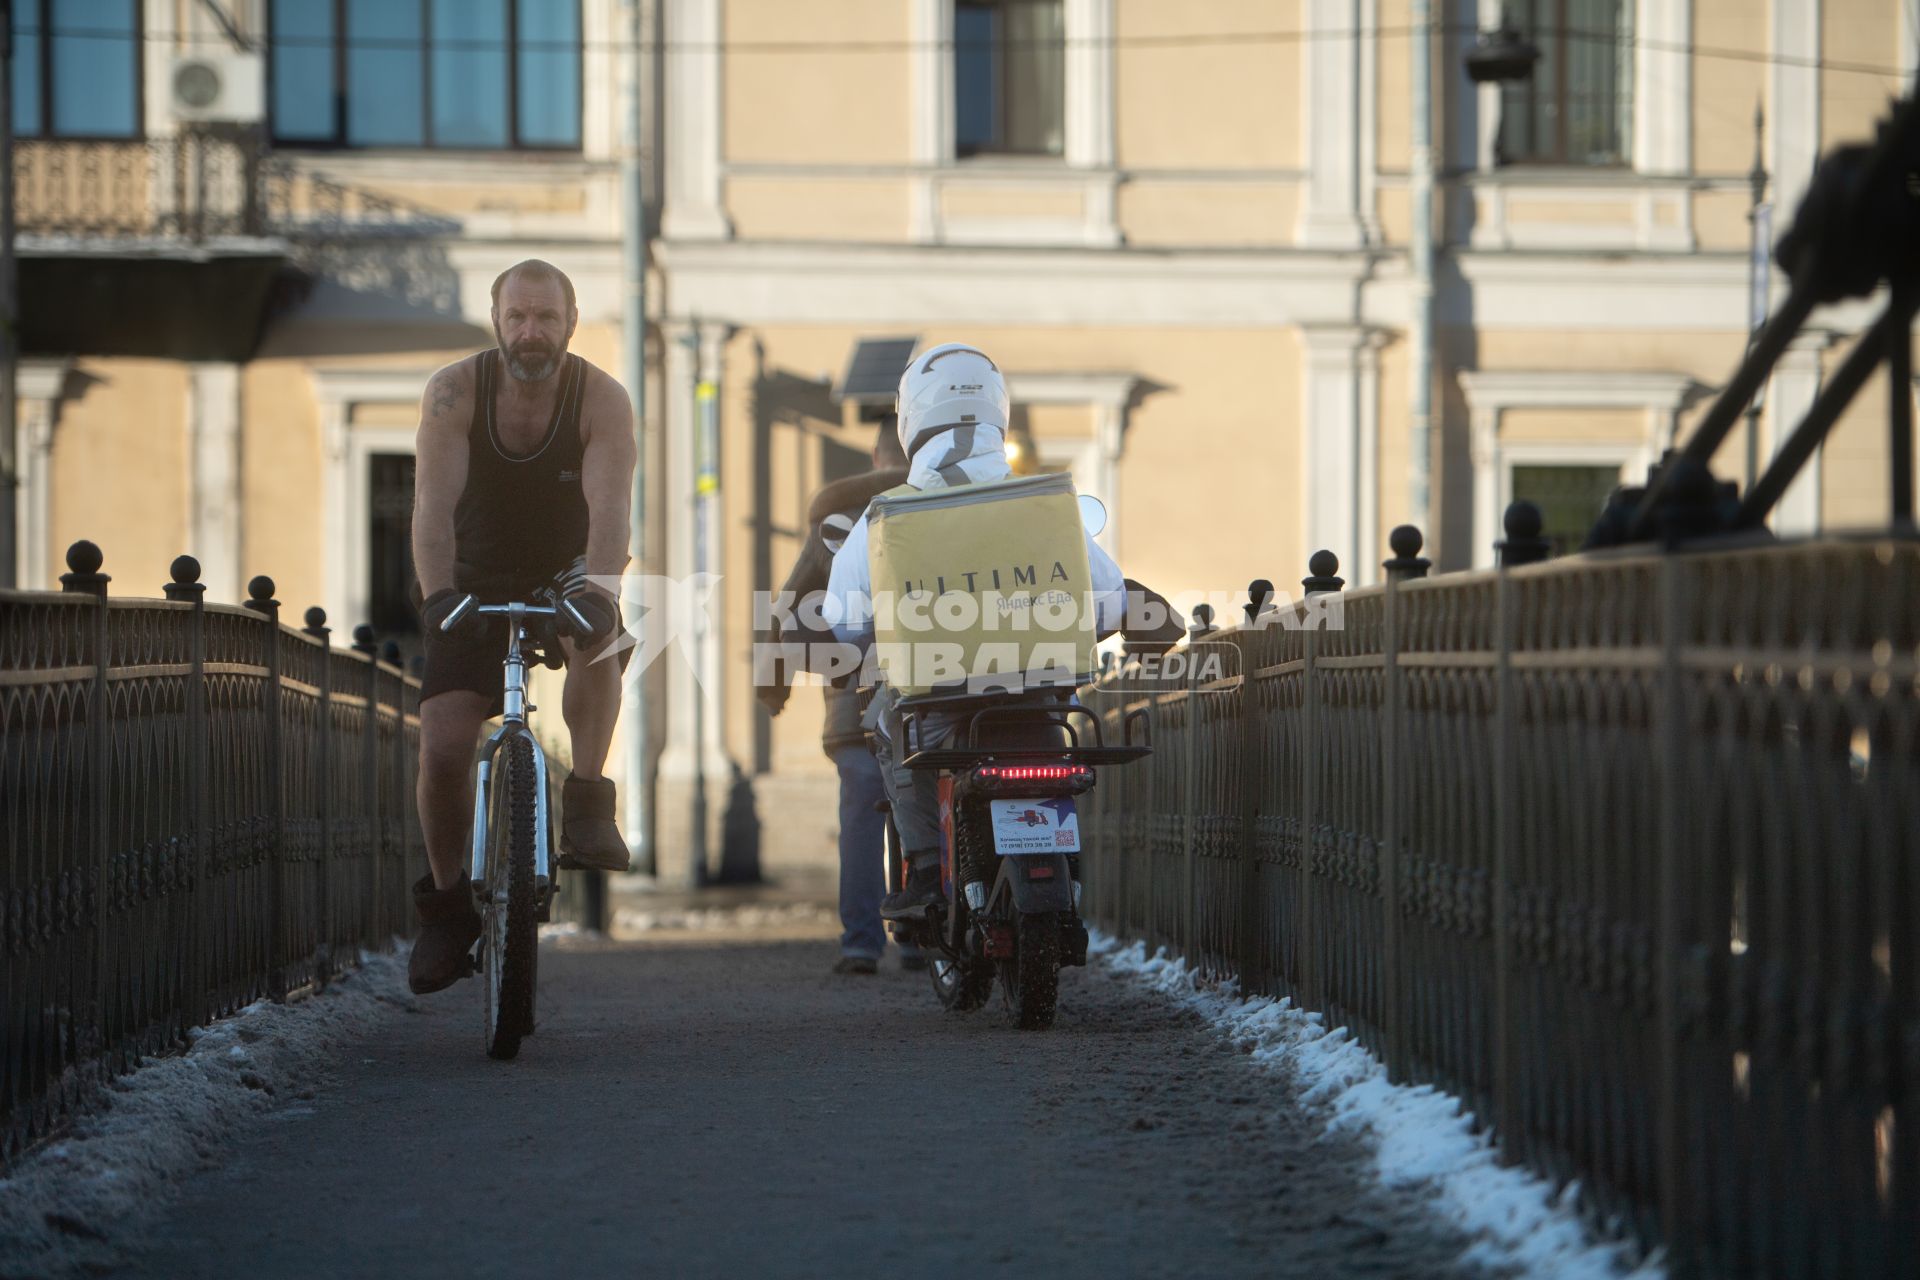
top-left (1511, 463), bottom-right (1621, 556)
top-left (269, 0), bottom-right (581, 150)
top-left (10, 0), bottom-right (141, 138)
top-left (368, 452), bottom-right (421, 648)
top-left (1497, 0), bottom-right (1631, 167)
top-left (954, 0), bottom-right (1064, 158)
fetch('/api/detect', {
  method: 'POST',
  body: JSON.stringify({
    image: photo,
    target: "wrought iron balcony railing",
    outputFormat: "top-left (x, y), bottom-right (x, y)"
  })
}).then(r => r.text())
top-left (13, 128), bottom-right (460, 246)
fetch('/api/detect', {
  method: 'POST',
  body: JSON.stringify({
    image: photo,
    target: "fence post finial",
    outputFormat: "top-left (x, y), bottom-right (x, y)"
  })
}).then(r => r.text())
top-left (302, 607), bottom-right (330, 642)
top-left (1302, 549), bottom-right (1344, 595)
top-left (244, 575), bottom-right (279, 620)
top-left (380, 640), bottom-right (402, 666)
top-left (60, 541), bottom-right (110, 596)
top-left (164, 555), bottom-right (206, 602)
top-left (1384, 525), bottom-right (1431, 581)
top-left (1245, 578), bottom-right (1274, 624)
top-left (1497, 500), bottom-right (1551, 568)
top-left (1190, 603), bottom-right (1215, 639)
top-left (351, 624), bottom-right (377, 655)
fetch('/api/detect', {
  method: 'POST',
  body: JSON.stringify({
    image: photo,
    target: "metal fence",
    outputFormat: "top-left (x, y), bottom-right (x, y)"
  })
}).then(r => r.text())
top-left (1, 543), bottom-right (426, 1161)
top-left (1079, 535), bottom-right (1917, 1279)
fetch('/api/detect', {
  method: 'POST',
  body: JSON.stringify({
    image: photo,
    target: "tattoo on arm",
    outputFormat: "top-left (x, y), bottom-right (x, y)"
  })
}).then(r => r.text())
top-left (430, 369), bottom-right (461, 417)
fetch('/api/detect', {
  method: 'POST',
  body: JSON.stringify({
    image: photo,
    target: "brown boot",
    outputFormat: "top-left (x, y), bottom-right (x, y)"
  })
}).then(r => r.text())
top-left (409, 872), bottom-right (481, 995)
top-left (560, 774), bottom-right (631, 872)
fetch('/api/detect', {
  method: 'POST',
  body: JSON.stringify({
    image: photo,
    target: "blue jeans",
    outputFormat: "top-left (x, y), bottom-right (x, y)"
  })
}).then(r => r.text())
top-left (831, 744), bottom-right (920, 960)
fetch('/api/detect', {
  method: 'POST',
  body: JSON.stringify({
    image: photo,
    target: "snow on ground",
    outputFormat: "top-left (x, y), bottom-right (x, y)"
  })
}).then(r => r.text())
top-left (0, 950), bottom-right (412, 1280)
top-left (1095, 934), bottom-right (1664, 1280)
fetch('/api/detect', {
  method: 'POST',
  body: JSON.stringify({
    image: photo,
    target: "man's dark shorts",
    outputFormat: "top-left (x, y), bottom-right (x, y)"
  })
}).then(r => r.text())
top-left (417, 568), bottom-right (629, 718)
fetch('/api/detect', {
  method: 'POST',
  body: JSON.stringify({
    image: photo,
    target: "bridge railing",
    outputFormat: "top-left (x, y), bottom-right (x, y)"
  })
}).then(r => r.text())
top-left (0, 543), bottom-right (426, 1162)
top-left (1079, 533), bottom-right (1917, 1279)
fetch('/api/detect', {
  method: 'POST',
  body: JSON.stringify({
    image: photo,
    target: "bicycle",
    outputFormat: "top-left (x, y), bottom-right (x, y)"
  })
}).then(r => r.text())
top-left (436, 589), bottom-right (599, 1059)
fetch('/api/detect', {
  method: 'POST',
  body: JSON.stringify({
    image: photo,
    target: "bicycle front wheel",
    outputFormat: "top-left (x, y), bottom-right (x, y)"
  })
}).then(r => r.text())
top-left (482, 735), bottom-right (540, 1060)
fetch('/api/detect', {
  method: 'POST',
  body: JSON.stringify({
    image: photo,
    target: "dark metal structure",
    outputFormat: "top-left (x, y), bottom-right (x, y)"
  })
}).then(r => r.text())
top-left (0, 543), bottom-right (427, 1160)
top-left (1080, 536), bottom-right (1917, 1278)
top-left (1589, 91), bottom-right (1920, 550)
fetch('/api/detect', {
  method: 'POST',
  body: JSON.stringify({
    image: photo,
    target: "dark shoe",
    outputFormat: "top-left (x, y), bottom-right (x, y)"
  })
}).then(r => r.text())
top-left (409, 873), bottom-right (482, 995)
top-left (881, 862), bottom-right (943, 919)
top-left (832, 955), bottom-right (878, 976)
top-left (900, 953), bottom-right (929, 972)
top-left (559, 774), bottom-right (631, 872)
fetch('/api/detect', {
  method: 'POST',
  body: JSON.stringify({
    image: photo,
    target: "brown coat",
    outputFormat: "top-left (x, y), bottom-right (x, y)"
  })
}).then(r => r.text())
top-left (757, 468), bottom-right (909, 754)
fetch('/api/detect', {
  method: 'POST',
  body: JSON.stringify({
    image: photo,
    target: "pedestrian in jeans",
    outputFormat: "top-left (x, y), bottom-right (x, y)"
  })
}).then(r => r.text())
top-left (757, 424), bottom-right (923, 974)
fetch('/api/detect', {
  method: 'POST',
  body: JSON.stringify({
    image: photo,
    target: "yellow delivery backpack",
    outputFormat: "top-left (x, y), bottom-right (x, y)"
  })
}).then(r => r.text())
top-left (866, 471), bottom-right (1098, 697)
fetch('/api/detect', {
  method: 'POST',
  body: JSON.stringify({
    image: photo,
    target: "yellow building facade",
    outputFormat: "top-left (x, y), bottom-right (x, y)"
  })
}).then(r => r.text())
top-left (11, 0), bottom-right (1917, 877)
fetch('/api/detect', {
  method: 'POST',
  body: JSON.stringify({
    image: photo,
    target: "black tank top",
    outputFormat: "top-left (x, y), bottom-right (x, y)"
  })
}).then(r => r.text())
top-left (453, 350), bottom-right (591, 589)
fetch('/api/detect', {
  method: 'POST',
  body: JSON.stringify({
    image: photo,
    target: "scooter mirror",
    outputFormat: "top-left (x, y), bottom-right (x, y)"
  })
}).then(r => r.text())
top-left (820, 511), bottom-right (854, 556)
top-left (1077, 493), bottom-right (1108, 538)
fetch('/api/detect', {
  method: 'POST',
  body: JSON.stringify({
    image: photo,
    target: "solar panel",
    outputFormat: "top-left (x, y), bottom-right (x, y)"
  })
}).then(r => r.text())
top-left (834, 336), bottom-right (920, 403)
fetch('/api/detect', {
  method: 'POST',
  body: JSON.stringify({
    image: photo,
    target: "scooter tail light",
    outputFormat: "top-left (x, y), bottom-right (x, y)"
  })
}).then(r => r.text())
top-left (971, 763), bottom-right (1094, 790)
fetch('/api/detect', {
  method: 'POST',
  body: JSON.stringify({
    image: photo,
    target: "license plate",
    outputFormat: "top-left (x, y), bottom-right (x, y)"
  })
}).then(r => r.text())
top-left (988, 797), bottom-right (1080, 854)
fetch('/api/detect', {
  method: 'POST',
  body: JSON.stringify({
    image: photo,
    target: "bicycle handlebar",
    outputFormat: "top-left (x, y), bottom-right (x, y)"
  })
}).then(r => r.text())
top-left (438, 595), bottom-right (594, 637)
top-left (475, 603), bottom-right (559, 616)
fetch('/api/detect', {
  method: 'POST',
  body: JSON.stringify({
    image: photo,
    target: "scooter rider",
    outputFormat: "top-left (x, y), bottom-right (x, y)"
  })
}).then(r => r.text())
top-left (823, 343), bottom-right (1182, 918)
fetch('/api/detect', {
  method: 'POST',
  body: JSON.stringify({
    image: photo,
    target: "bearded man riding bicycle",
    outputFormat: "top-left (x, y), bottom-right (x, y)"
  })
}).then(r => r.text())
top-left (406, 259), bottom-right (637, 996)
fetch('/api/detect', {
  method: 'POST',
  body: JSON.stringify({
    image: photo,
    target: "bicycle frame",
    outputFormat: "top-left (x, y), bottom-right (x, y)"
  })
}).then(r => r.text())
top-left (466, 602), bottom-right (554, 891)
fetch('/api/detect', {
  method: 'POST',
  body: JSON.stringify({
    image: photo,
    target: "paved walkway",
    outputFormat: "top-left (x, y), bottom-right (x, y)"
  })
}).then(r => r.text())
top-left (119, 916), bottom-right (1484, 1279)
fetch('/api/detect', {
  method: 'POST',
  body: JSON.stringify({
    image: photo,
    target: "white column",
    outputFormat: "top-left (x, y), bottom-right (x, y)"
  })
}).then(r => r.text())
top-left (320, 397), bottom-right (351, 627)
top-left (1632, 0), bottom-right (1692, 175)
top-left (1355, 0), bottom-right (1382, 245)
top-left (1469, 403), bottom-right (1503, 569)
top-left (655, 319), bottom-right (730, 880)
top-left (1093, 400), bottom-right (1124, 559)
top-left (1769, 332), bottom-right (1830, 537)
top-left (1769, 0), bottom-right (1821, 234)
top-left (188, 363), bottom-right (244, 602)
top-left (1301, 326), bottom-right (1378, 572)
top-left (1902, 2), bottom-right (1919, 90)
top-left (1296, 0), bottom-right (1367, 248)
top-left (16, 360), bottom-right (70, 590)
top-left (695, 320), bottom-right (732, 778)
top-left (909, 0), bottom-right (953, 243)
top-left (657, 321), bottom-right (702, 785)
top-left (1355, 332), bottom-right (1385, 583)
top-left (661, 0), bottom-right (731, 241)
top-left (1064, 0), bottom-right (1119, 246)
top-left (1064, 0), bottom-right (1114, 169)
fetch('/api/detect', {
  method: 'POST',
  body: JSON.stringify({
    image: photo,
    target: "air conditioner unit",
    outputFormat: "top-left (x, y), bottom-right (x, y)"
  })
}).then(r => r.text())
top-left (169, 52), bottom-right (265, 124)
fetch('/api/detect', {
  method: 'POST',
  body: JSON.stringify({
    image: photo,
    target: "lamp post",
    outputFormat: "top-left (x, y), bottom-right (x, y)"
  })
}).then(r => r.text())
top-left (1, 0), bottom-right (18, 588)
top-left (619, 0), bottom-right (652, 883)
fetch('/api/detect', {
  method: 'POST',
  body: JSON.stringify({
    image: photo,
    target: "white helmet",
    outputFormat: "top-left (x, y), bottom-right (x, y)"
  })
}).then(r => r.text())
top-left (895, 343), bottom-right (1008, 460)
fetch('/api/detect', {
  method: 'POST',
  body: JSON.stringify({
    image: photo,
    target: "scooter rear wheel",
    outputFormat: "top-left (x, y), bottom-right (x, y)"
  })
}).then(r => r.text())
top-left (1001, 913), bottom-right (1061, 1030)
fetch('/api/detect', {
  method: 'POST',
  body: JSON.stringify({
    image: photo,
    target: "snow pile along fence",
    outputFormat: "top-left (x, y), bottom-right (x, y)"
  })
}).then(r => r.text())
top-left (1, 542), bottom-right (428, 1161)
top-left (1078, 537), bottom-right (1916, 1279)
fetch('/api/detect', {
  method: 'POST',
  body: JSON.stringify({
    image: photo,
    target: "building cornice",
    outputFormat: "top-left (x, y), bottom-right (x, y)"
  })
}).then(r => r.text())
top-left (1458, 369), bottom-right (1700, 413)
top-left (18, 358), bottom-right (73, 402)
